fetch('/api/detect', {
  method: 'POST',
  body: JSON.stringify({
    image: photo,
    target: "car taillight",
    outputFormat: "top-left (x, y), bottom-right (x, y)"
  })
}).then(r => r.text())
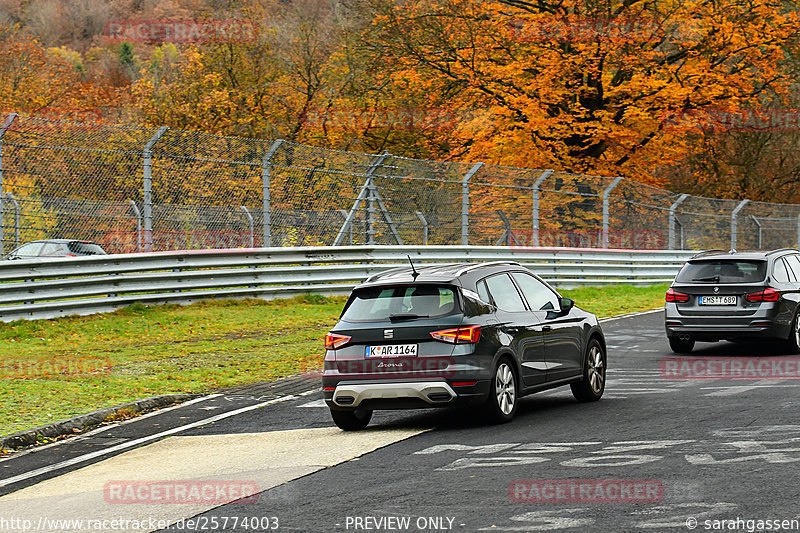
top-left (745, 288), bottom-right (781, 302)
top-left (324, 333), bottom-right (351, 349)
top-left (666, 288), bottom-right (690, 303)
top-left (430, 326), bottom-right (481, 344)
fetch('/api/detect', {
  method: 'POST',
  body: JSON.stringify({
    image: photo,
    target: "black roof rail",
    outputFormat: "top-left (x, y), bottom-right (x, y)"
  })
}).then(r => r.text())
top-left (690, 249), bottom-right (726, 259)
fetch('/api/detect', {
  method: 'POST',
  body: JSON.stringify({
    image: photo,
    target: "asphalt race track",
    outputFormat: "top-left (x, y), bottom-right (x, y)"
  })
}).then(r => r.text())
top-left (3, 309), bottom-right (800, 533)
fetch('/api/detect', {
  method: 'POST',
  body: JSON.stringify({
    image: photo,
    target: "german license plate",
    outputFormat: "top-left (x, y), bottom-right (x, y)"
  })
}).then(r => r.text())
top-left (365, 344), bottom-right (418, 358)
top-left (700, 295), bottom-right (736, 305)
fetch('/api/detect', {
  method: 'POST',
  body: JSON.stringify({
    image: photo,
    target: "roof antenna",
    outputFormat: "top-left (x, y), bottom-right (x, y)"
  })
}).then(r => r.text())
top-left (407, 255), bottom-right (420, 279)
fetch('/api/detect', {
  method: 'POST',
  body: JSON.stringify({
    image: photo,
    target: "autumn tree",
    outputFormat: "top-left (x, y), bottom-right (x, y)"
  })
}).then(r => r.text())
top-left (361, 0), bottom-right (800, 186)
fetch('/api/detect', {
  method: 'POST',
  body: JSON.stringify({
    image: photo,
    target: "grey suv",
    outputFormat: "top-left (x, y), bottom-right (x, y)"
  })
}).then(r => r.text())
top-left (322, 261), bottom-right (607, 430)
top-left (665, 249), bottom-right (800, 353)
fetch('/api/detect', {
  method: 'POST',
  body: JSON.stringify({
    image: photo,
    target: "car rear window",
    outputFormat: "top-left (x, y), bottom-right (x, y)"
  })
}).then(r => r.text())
top-left (67, 242), bottom-right (106, 255)
top-left (341, 285), bottom-right (458, 322)
top-left (675, 260), bottom-right (767, 283)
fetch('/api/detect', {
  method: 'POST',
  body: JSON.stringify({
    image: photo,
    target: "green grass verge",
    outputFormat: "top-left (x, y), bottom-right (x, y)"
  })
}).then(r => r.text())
top-left (0, 284), bottom-right (668, 437)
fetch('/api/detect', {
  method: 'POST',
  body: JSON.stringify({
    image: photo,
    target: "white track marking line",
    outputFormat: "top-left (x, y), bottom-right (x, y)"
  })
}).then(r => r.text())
top-left (0, 396), bottom-right (295, 489)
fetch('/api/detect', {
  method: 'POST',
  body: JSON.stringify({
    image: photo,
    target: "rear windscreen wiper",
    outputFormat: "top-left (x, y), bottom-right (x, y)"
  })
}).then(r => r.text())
top-left (692, 275), bottom-right (720, 282)
top-left (389, 313), bottom-right (429, 321)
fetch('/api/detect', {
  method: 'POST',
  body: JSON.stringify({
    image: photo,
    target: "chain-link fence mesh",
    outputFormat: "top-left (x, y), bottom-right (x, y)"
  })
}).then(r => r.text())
top-left (1, 113), bottom-right (798, 255)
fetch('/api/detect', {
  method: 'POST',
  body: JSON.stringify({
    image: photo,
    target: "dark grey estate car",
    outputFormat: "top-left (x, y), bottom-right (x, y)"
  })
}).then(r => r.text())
top-left (322, 261), bottom-right (607, 430)
top-left (665, 248), bottom-right (800, 353)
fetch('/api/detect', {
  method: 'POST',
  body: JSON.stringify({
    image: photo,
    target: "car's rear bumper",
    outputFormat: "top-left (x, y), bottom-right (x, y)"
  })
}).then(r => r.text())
top-left (665, 317), bottom-right (789, 341)
top-left (323, 378), bottom-right (489, 409)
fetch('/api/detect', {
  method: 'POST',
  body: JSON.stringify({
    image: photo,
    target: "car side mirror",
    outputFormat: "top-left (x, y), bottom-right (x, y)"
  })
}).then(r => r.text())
top-left (559, 297), bottom-right (575, 315)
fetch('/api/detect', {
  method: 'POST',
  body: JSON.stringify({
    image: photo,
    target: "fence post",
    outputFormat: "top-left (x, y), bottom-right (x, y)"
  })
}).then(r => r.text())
top-left (338, 209), bottom-right (352, 245)
top-left (602, 177), bottom-right (623, 248)
top-left (261, 139), bottom-right (285, 247)
top-left (128, 200), bottom-right (142, 253)
top-left (142, 126), bottom-right (169, 253)
top-left (750, 215), bottom-right (762, 249)
top-left (461, 162), bottom-right (485, 245)
top-left (240, 205), bottom-right (254, 248)
top-left (531, 169), bottom-right (553, 247)
top-left (669, 194), bottom-right (689, 250)
top-left (416, 211), bottom-right (429, 245)
top-left (730, 199), bottom-right (750, 251)
top-left (5, 192), bottom-right (19, 248)
top-left (0, 113), bottom-right (18, 255)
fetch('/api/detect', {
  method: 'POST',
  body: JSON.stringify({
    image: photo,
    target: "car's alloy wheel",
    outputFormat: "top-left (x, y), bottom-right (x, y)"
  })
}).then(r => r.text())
top-left (485, 359), bottom-right (517, 423)
top-left (329, 407), bottom-right (372, 431)
top-left (571, 338), bottom-right (606, 402)
top-left (669, 335), bottom-right (695, 354)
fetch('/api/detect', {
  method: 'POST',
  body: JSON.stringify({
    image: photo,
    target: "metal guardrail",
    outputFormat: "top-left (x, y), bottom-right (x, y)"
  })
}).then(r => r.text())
top-left (0, 246), bottom-right (695, 322)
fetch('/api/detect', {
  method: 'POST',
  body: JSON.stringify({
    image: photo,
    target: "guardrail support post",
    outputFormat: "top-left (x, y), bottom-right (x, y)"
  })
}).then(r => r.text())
top-left (240, 206), bottom-right (254, 248)
top-left (261, 139), bottom-right (285, 247)
top-left (416, 211), bottom-right (429, 245)
top-left (730, 199), bottom-right (750, 251)
top-left (668, 194), bottom-right (689, 250)
top-left (128, 200), bottom-right (142, 253)
top-left (461, 162), bottom-right (485, 245)
top-left (750, 215), bottom-right (762, 249)
top-left (5, 192), bottom-right (20, 249)
top-left (142, 126), bottom-right (169, 253)
top-left (531, 169), bottom-right (553, 247)
top-left (0, 113), bottom-right (18, 255)
top-left (602, 177), bottom-right (623, 249)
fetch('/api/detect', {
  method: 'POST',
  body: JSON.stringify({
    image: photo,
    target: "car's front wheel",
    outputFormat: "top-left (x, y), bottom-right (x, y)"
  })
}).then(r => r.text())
top-left (669, 335), bottom-right (695, 354)
top-left (787, 311), bottom-right (800, 354)
top-left (571, 338), bottom-right (606, 402)
top-left (329, 407), bottom-right (372, 431)
top-left (484, 358), bottom-right (517, 423)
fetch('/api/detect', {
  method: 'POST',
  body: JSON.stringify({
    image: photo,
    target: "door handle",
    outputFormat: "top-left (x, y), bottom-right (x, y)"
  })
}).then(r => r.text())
top-left (542, 325), bottom-right (552, 332)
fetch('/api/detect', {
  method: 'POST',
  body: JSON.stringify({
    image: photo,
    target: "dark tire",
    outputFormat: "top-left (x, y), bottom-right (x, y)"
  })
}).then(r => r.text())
top-left (571, 338), bottom-right (606, 402)
top-left (483, 358), bottom-right (518, 423)
top-left (787, 312), bottom-right (800, 354)
top-left (329, 407), bottom-right (372, 431)
top-left (669, 335), bottom-right (695, 354)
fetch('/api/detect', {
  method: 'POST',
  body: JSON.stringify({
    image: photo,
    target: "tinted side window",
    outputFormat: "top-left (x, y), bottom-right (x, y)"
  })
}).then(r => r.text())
top-left (476, 280), bottom-right (492, 304)
top-left (484, 274), bottom-right (527, 313)
top-left (782, 258), bottom-right (797, 282)
top-left (785, 255), bottom-right (800, 283)
top-left (511, 272), bottom-right (559, 311)
top-left (773, 258), bottom-right (790, 283)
